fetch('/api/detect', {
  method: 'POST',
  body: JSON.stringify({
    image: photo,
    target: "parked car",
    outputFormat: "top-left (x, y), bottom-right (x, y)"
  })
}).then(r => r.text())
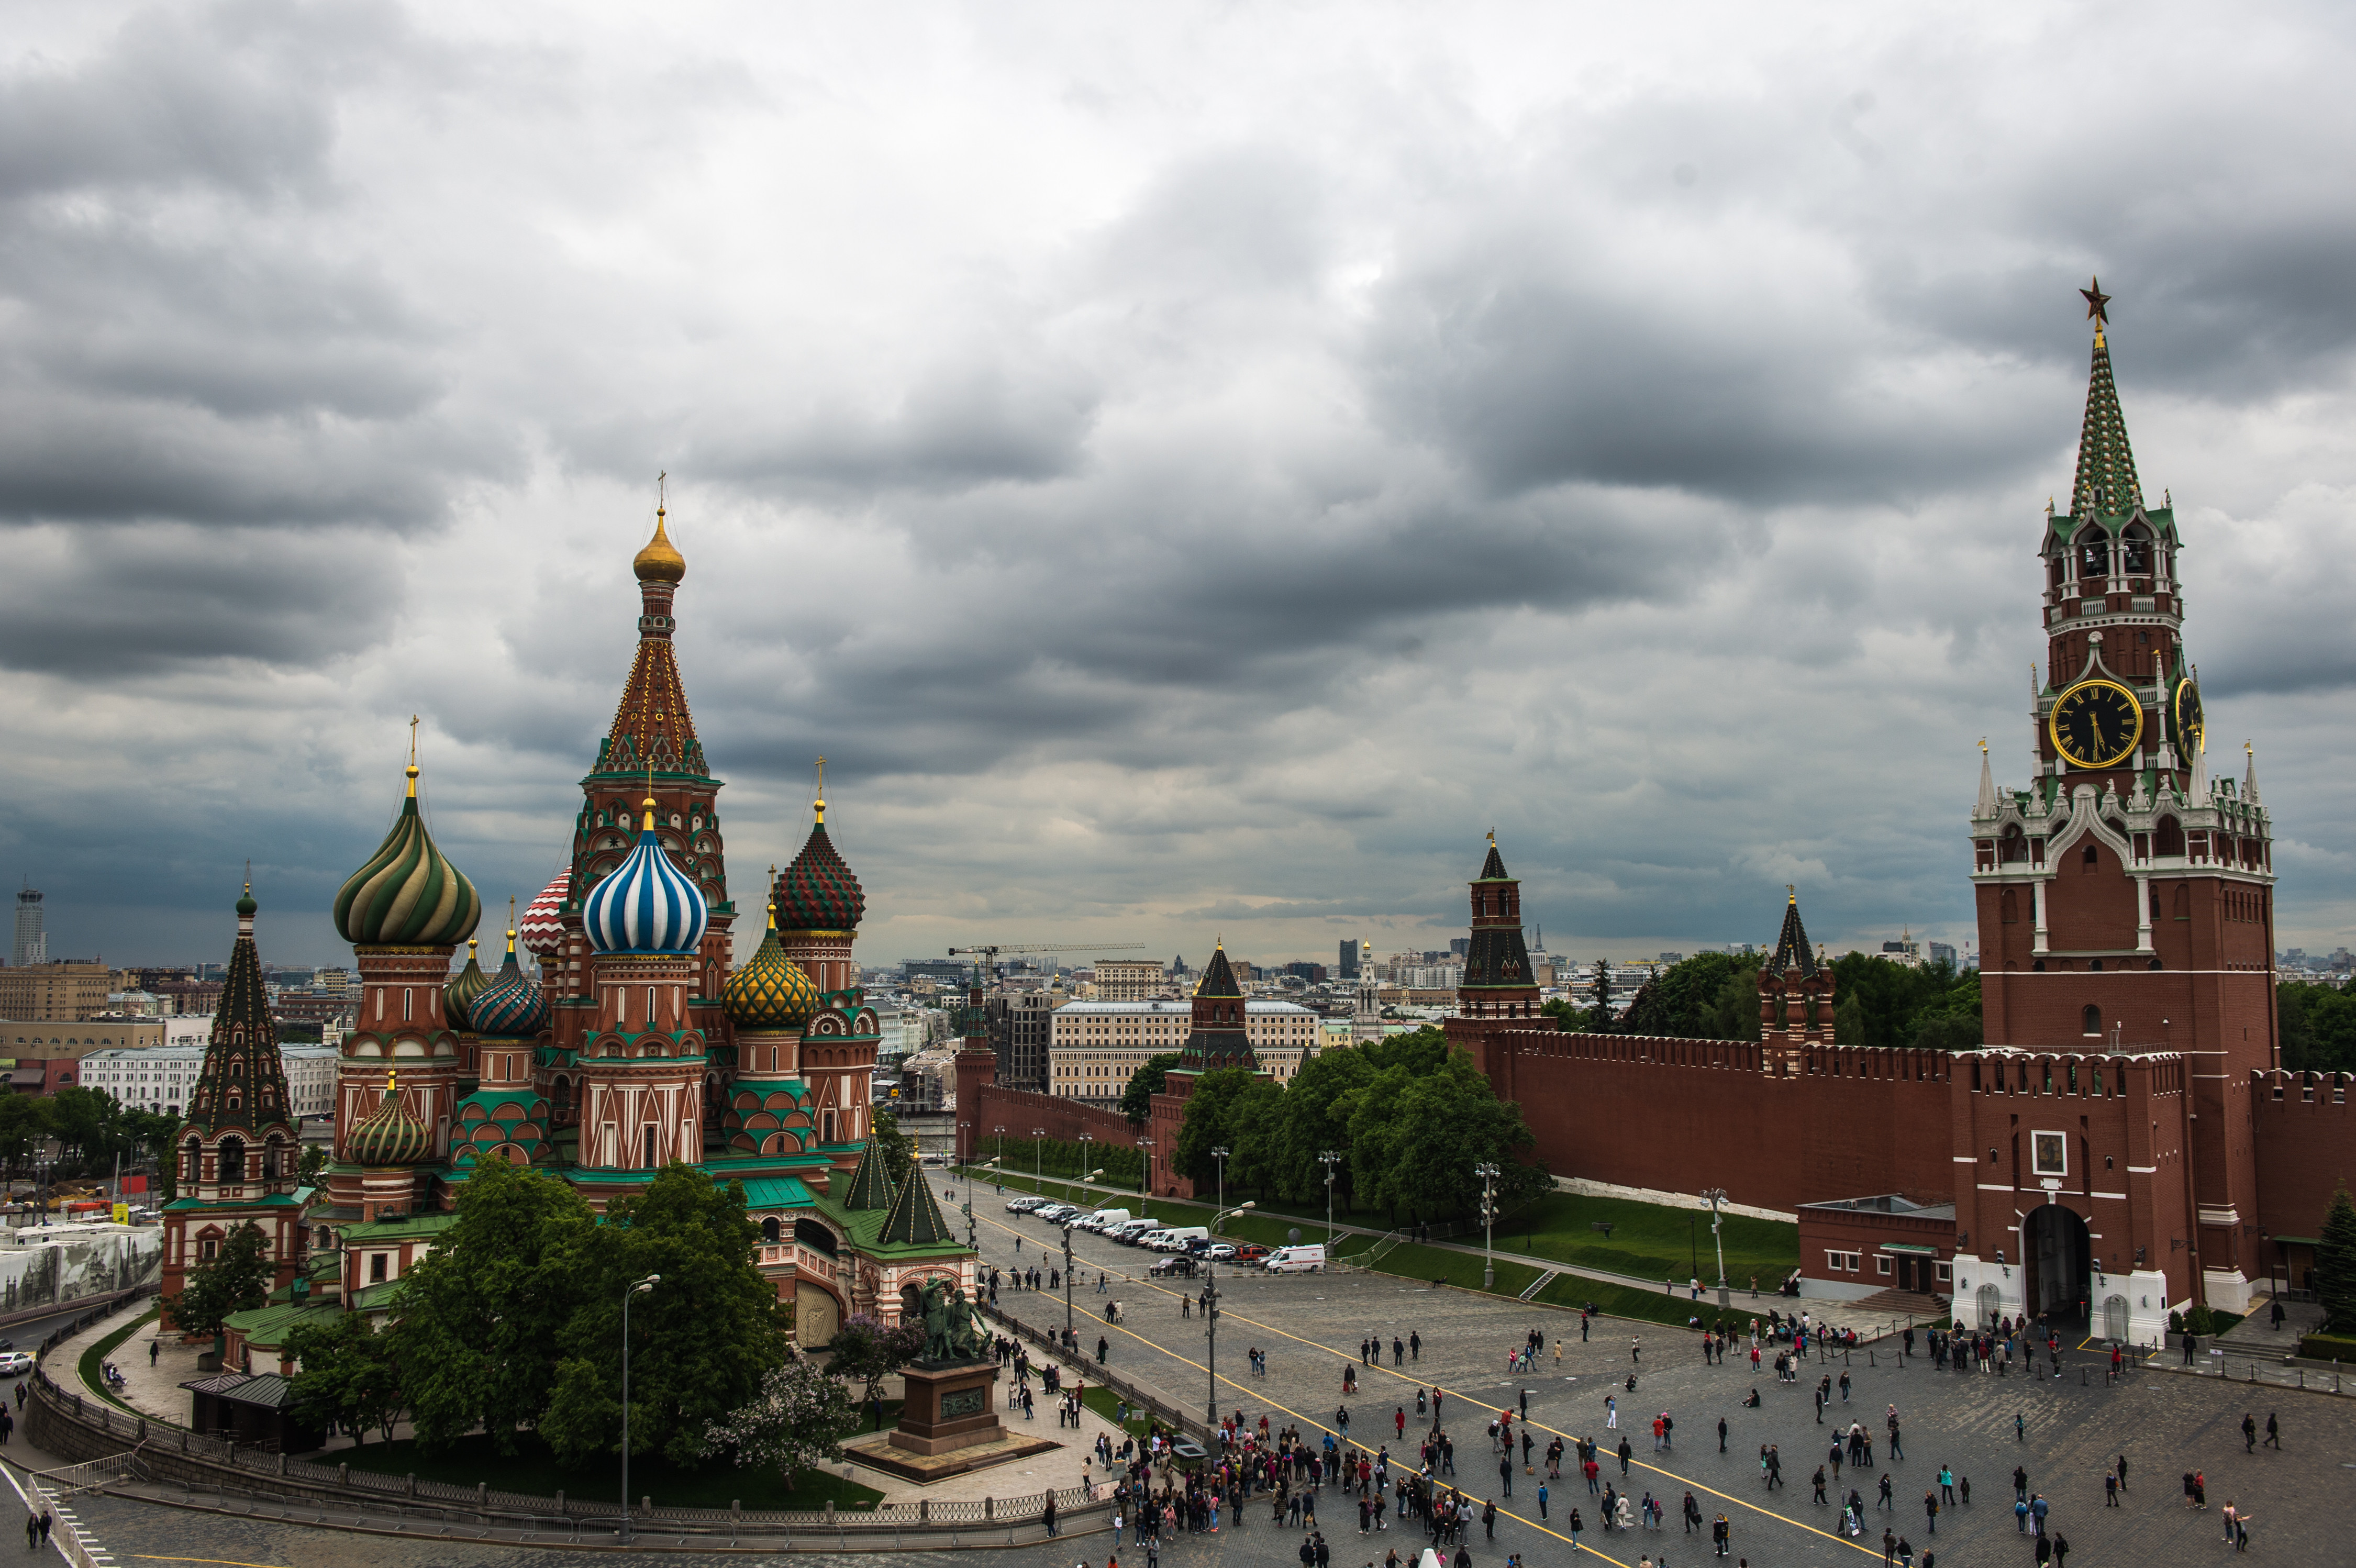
top-left (1149, 1255), bottom-right (1200, 1278)
top-left (1236, 1243), bottom-right (1271, 1262)
top-left (1035, 1204), bottom-right (1079, 1224)
top-left (0, 1351), bottom-right (31, 1375)
top-left (1203, 1242), bottom-right (1237, 1261)
top-left (1005, 1195), bottom-right (1044, 1213)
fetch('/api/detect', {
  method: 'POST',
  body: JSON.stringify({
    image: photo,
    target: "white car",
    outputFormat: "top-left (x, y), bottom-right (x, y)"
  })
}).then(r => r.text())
top-left (1005, 1196), bottom-right (1045, 1213)
top-left (0, 1351), bottom-right (29, 1375)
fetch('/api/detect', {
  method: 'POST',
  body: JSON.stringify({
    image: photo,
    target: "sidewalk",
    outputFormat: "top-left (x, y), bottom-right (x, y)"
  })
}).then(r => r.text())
top-left (44, 1300), bottom-right (1114, 1507)
top-left (944, 1172), bottom-right (1924, 1339)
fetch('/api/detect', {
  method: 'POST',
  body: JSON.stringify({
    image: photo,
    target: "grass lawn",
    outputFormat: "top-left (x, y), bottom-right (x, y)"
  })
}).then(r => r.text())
top-left (1497, 1192), bottom-right (1798, 1287)
top-left (76, 1307), bottom-right (157, 1417)
top-left (337, 1429), bottom-right (884, 1511)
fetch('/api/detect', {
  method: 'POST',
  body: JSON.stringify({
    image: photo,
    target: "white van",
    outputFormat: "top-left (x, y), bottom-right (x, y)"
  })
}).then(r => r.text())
top-left (1264, 1243), bottom-right (1327, 1273)
top-left (1086, 1208), bottom-right (1132, 1232)
top-left (1156, 1226), bottom-right (1209, 1252)
top-left (1113, 1219), bottom-right (1161, 1243)
top-left (1137, 1229), bottom-right (1176, 1250)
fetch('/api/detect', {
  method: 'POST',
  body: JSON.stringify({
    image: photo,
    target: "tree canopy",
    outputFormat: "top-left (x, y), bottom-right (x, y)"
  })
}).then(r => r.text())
top-left (2277, 978), bottom-right (2356, 1074)
top-left (1550, 950), bottom-right (1981, 1050)
top-left (1119, 1052), bottom-right (1184, 1125)
top-left (2319, 1183), bottom-right (2356, 1336)
top-left (163, 1221), bottom-right (274, 1339)
top-left (1170, 1029), bottom-right (1549, 1225)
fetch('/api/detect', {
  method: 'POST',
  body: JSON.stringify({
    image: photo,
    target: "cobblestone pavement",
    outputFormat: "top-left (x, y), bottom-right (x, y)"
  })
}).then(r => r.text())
top-left (17, 1186), bottom-right (2350, 1567)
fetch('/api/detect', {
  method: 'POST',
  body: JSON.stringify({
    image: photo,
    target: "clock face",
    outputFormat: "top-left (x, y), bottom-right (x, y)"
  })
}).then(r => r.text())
top-left (2050, 679), bottom-right (2144, 769)
top-left (2174, 677), bottom-right (2205, 756)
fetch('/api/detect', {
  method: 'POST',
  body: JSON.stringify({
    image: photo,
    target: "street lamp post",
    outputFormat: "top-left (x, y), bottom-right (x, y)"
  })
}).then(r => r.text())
top-left (1475, 1162), bottom-right (1499, 1289)
top-left (1703, 1187), bottom-right (1730, 1307)
top-left (619, 1273), bottom-right (660, 1545)
top-left (994, 1125), bottom-right (1008, 1175)
top-left (1138, 1138), bottom-right (1154, 1204)
top-left (1063, 1224), bottom-right (1076, 1338)
top-left (1033, 1128), bottom-right (1046, 1189)
top-left (1319, 1151), bottom-right (1340, 1247)
top-left (1203, 1264), bottom-right (1222, 1425)
top-left (1075, 1133), bottom-right (1094, 1203)
top-left (1211, 1146), bottom-right (1229, 1229)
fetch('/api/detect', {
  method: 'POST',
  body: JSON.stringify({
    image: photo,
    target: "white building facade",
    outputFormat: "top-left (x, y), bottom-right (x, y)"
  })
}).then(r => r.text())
top-left (1050, 999), bottom-right (1322, 1106)
top-left (79, 1043), bottom-right (339, 1120)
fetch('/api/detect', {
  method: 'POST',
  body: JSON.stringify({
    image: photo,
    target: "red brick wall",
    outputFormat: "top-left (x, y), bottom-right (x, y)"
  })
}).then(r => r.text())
top-left (965, 1083), bottom-right (1139, 1167)
top-left (1473, 1030), bottom-right (1956, 1215)
top-left (2250, 1070), bottom-right (2356, 1264)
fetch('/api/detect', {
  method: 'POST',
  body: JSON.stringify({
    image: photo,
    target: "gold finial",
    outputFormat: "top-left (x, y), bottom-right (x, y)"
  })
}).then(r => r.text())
top-left (506, 896), bottom-right (518, 952)
top-left (1979, 737), bottom-right (1988, 755)
top-left (1786, 883), bottom-right (1796, 904)
top-left (766, 898), bottom-right (779, 930)
top-left (633, 480), bottom-right (686, 583)
top-left (1487, 827), bottom-right (1495, 846)
top-left (467, 936), bottom-right (478, 956)
top-left (386, 1066), bottom-right (399, 1095)
top-left (406, 714), bottom-right (421, 795)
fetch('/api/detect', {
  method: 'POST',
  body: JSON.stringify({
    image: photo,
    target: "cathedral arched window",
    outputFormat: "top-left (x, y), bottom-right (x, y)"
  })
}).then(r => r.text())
top-left (2081, 844), bottom-right (2099, 870)
top-left (761, 1216), bottom-right (782, 1244)
top-left (2156, 816), bottom-right (2184, 857)
top-left (2075, 528), bottom-right (2110, 581)
top-left (219, 1136), bottom-right (246, 1183)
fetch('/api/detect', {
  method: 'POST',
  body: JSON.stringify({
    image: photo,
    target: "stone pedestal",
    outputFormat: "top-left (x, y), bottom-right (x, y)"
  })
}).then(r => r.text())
top-left (890, 1360), bottom-right (1003, 1456)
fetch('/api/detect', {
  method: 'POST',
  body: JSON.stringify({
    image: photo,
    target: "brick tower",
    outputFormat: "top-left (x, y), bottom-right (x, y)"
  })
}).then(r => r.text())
top-left (1966, 281), bottom-right (2275, 1310)
top-left (1147, 943), bottom-right (1258, 1197)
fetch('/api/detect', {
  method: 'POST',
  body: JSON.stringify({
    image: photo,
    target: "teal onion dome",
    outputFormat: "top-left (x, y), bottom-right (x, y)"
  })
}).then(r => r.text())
top-left (335, 763), bottom-right (482, 947)
top-left (443, 938), bottom-right (491, 1028)
top-left (471, 928), bottom-right (548, 1037)
top-left (348, 1070), bottom-right (434, 1165)
top-left (585, 795), bottom-right (709, 955)
top-left (724, 903), bottom-right (821, 1031)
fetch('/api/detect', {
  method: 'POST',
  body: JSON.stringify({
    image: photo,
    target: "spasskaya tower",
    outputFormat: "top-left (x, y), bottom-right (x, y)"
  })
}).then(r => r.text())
top-left (1968, 282), bottom-right (2276, 1308)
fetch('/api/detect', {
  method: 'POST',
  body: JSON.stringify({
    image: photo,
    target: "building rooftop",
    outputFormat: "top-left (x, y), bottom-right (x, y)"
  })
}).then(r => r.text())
top-left (1055, 999), bottom-right (1318, 1017)
top-left (1800, 1193), bottom-right (1957, 1220)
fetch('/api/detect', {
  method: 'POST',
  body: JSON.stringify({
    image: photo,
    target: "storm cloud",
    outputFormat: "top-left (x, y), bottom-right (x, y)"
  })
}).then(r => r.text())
top-left (4, 0), bottom-right (2355, 968)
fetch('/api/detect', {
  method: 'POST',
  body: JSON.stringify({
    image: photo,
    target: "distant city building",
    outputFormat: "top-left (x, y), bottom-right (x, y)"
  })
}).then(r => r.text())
top-left (987, 988), bottom-right (1064, 1093)
top-left (1337, 938), bottom-right (1359, 980)
top-left (0, 1018), bottom-right (166, 1094)
top-left (311, 966), bottom-right (352, 996)
top-left (1658, 952), bottom-right (1686, 964)
top-left (0, 962), bottom-right (114, 1022)
top-left (12, 888), bottom-right (44, 969)
top-left (1094, 960), bottom-right (1170, 1002)
top-left (1049, 998), bottom-right (1320, 1106)
top-left (1449, 937), bottom-right (1471, 959)
top-left (899, 958), bottom-right (970, 988)
top-left (1928, 941), bottom-right (1959, 968)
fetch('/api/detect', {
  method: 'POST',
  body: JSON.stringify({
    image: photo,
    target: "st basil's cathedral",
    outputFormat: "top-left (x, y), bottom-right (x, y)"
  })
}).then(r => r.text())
top-left (161, 509), bottom-right (969, 1347)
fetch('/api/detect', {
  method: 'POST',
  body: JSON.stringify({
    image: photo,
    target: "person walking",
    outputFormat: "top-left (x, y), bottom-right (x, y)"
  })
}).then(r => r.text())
top-left (1938, 1465), bottom-right (1954, 1506)
top-left (2114, 1454), bottom-right (2128, 1494)
top-left (2240, 1414), bottom-right (2256, 1453)
top-left (2264, 1412), bottom-right (2280, 1450)
top-left (1923, 1491), bottom-right (1937, 1534)
top-left (1568, 1508), bottom-right (1583, 1553)
top-left (1410, 1331), bottom-right (1421, 1362)
top-left (2104, 1471), bottom-right (2118, 1507)
top-left (1606, 1394), bottom-right (1618, 1429)
top-left (1497, 1457), bottom-right (1512, 1498)
top-left (1718, 1417), bottom-right (1728, 1454)
top-left (1537, 1481), bottom-right (1549, 1521)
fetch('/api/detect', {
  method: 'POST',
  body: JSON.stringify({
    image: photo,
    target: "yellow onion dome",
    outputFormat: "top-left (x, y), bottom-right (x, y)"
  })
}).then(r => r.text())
top-left (347, 1070), bottom-right (434, 1166)
top-left (442, 939), bottom-right (491, 1029)
top-left (724, 903), bottom-right (821, 1031)
top-left (335, 762), bottom-right (482, 948)
top-left (633, 506), bottom-right (685, 583)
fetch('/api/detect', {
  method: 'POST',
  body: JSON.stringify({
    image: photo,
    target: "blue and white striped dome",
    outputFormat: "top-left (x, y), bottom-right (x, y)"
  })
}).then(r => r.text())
top-left (585, 800), bottom-right (710, 957)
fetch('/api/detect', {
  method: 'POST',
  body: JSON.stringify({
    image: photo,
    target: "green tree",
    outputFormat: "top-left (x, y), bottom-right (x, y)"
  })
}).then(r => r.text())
top-left (1347, 1047), bottom-right (1549, 1226)
top-left (391, 1155), bottom-right (597, 1453)
top-left (284, 1312), bottom-right (407, 1443)
top-left (540, 1163), bottom-right (791, 1466)
top-left (163, 1222), bottom-right (274, 1339)
top-left (2279, 978), bottom-right (2356, 1074)
top-left (1172, 1067), bottom-right (1271, 1187)
top-left (2319, 1183), bottom-right (2356, 1335)
top-left (702, 1350), bottom-right (858, 1487)
top-left (869, 1107), bottom-right (917, 1186)
top-left (1267, 1045), bottom-right (1375, 1208)
top-left (1619, 953), bottom-right (1756, 1038)
top-left (1700, 959), bottom-right (1765, 1041)
top-left (0, 1096), bottom-right (41, 1181)
top-left (826, 1313), bottom-right (925, 1428)
top-left (1119, 1052), bottom-right (1184, 1125)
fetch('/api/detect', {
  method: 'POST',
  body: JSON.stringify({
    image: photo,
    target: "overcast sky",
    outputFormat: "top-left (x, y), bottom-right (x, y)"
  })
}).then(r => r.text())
top-left (6, 1), bottom-right (2355, 973)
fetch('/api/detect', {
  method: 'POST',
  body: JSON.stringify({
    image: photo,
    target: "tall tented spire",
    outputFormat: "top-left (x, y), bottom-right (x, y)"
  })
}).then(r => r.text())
top-left (601, 494), bottom-right (706, 779)
top-left (1176, 939), bottom-right (1256, 1072)
top-left (874, 1163), bottom-right (955, 1247)
top-left (839, 1137), bottom-right (897, 1211)
top-left (2243, 742), bottom-right (2261, 805)
top-left (1975, 739), bottom-right (1998, 815)
top-left (1194, 943), bottom-right (1242, 1000)
top-left (190, 885), bottom-right (296, 1138)
top-left (2068, 279), bottom-right (2143, 519)
top-left (1764, 890), bottom-right (1818, 980)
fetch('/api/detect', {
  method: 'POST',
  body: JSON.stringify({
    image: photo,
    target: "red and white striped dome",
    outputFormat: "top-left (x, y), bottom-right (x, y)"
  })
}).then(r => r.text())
top-left (518, 868), bottom-right (570, 959)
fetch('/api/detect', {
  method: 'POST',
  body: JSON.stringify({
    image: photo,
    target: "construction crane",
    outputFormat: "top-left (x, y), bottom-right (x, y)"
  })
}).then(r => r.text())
top-left (948, 941), bottom-right (1146, 987)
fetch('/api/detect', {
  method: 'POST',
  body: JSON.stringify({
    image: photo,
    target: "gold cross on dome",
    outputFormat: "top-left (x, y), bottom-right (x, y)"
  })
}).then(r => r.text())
top-left (408, 714), bottom-right (419, 765)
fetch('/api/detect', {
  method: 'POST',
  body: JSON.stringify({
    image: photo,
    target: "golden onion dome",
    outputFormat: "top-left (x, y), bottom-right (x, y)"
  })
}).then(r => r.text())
top-left (347, 1070), bottom-right (434, 1167)
top-left (442, 939), bottom-right (491, 1030)
top-left (633, 506), bottom-right (685, 583)
top-left (724, 902), bottom-right (822, 1032)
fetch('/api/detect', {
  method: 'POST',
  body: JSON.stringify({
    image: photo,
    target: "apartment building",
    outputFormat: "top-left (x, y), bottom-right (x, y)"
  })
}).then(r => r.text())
top-left (1048, 999), bottom-right (1322, 1106)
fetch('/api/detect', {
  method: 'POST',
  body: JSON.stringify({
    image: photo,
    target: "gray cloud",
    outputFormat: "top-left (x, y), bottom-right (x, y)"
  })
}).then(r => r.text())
top-left (5, 1), bottom-right (2356, 970)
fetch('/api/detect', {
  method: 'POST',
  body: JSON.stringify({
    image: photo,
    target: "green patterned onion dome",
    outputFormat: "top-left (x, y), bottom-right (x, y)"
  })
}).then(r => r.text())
top-left (348, 1070), bottom-right (434, 1166)
top-left (470, 929), bottom-right (548, 1038)
top-left (443, 939), bottom-right (491, 1029)
top-left (725, 903), bottom-right (821, 1031)
top-left (335, 764), bottom-right (482, 947)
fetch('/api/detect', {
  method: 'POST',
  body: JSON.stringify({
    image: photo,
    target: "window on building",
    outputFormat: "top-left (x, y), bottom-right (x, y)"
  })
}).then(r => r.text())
top-left (1875, 1255), bottom-right (1893, 1277)
top-left (370, 1253), bottom-right (388, 1283)
top-left (2082, 1005), bottom-right (2102, 1037)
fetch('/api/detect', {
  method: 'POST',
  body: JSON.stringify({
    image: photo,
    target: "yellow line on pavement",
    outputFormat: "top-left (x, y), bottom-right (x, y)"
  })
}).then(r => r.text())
top-left (128, 1557), bottom-right (295, 1568)
top-left (965, 1185), bottom-right (1881, 1559)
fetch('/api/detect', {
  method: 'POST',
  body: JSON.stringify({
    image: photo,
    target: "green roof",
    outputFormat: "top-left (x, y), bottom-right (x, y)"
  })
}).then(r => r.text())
top-left (221, 1302), bottom-right (339, 1348)
top-left (732, 1176), bottom-right (814, 1211)
top-left (342, 1210), bottom-right (459, 1245)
